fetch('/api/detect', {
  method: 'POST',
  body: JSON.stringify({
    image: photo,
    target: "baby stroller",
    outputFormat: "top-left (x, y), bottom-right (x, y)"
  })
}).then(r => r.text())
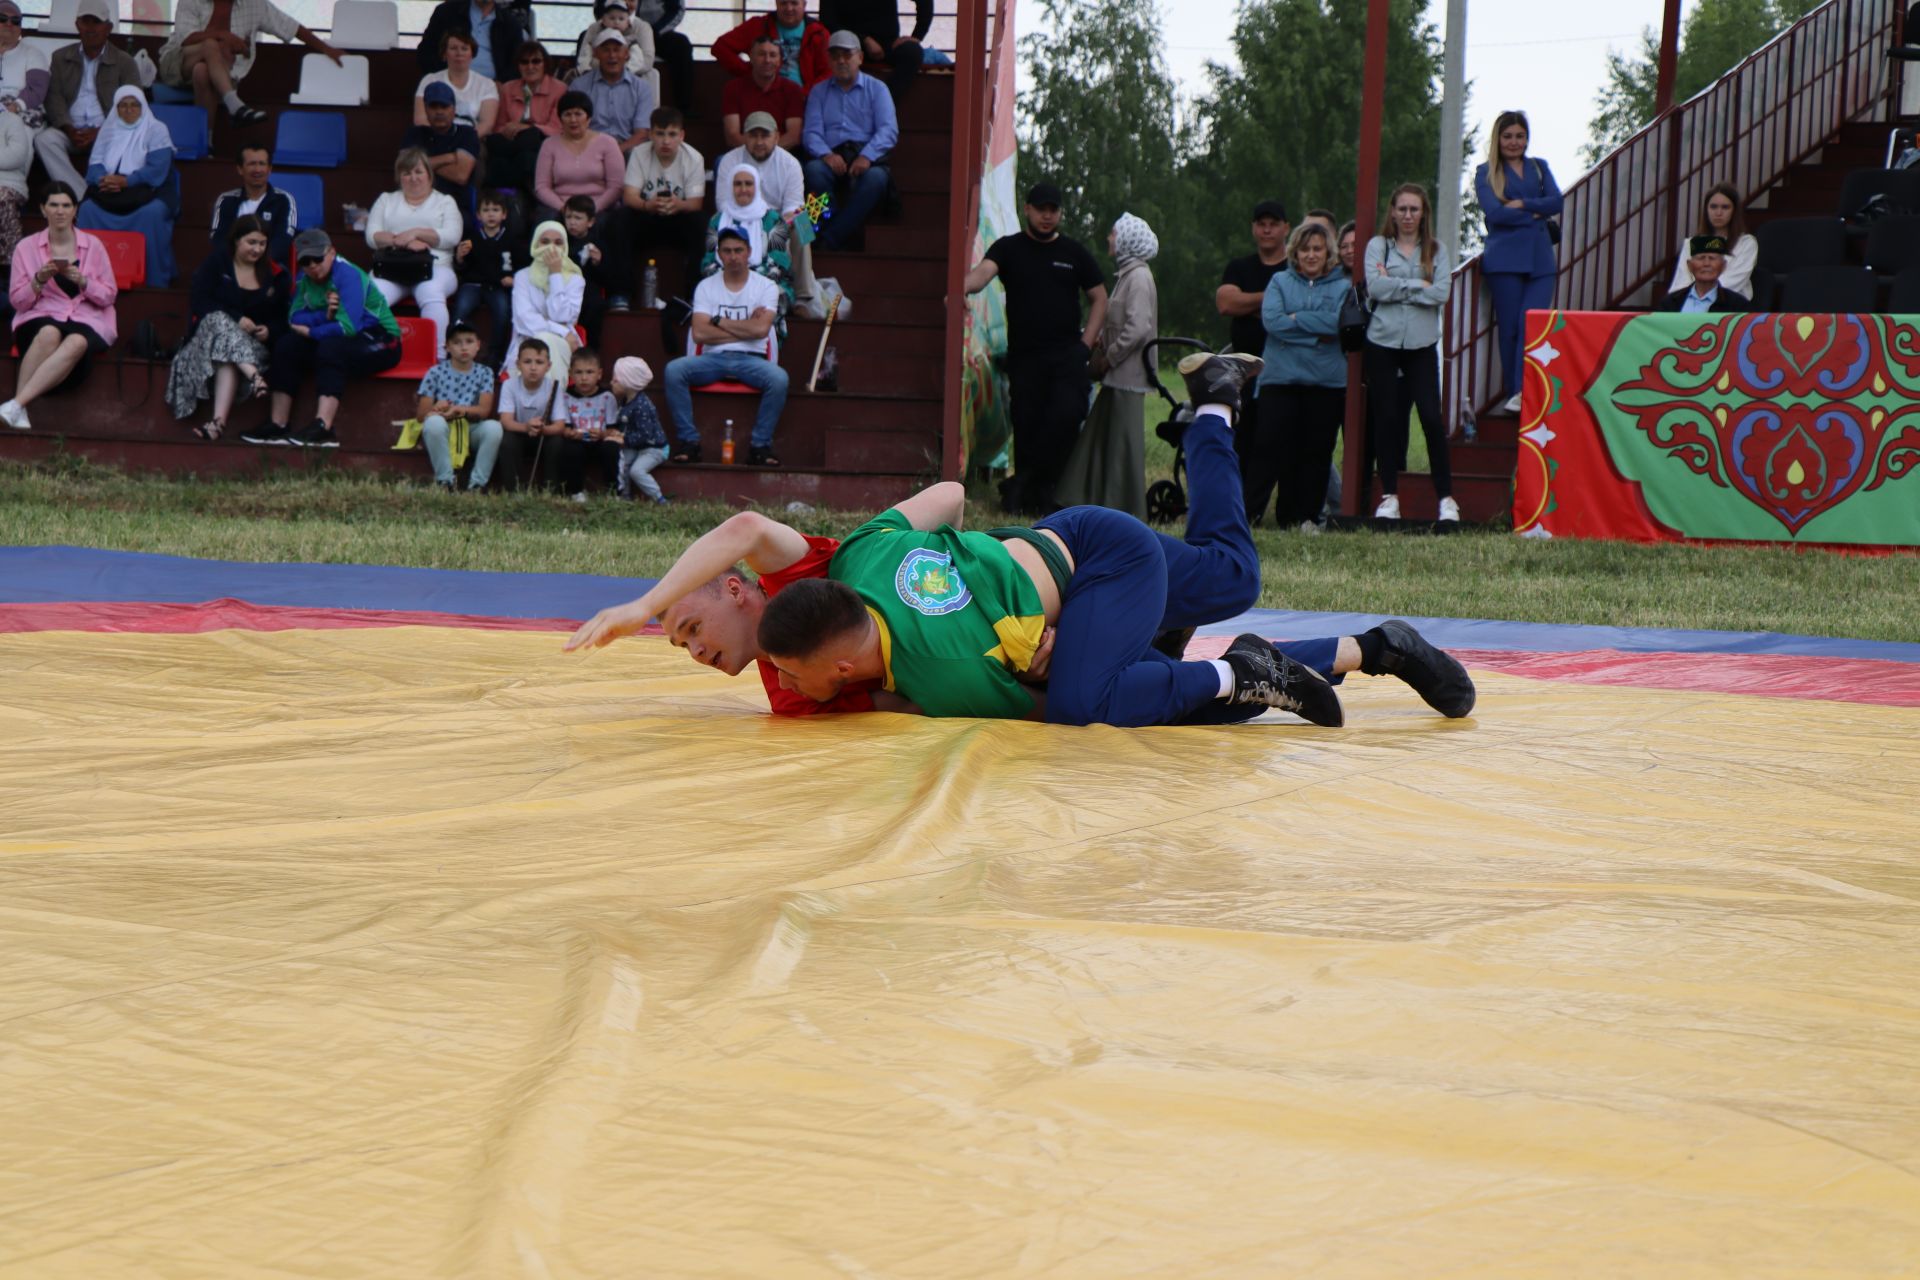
top-left (1142, 336), bottom-right (1214, 524)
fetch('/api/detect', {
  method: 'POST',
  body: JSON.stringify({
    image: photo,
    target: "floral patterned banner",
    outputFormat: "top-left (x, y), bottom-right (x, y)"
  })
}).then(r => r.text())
top-left (1514, 311), bottom-right (1920, 547)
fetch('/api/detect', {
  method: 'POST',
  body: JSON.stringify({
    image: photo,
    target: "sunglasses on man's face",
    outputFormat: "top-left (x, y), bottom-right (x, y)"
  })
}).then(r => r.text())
top-left (0, 15), bottom-right (22, 24)
top-left (297, 255), bottom-right (325, 267)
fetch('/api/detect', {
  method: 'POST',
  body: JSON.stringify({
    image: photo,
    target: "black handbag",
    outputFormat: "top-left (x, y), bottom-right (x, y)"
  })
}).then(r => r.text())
top-left (1338, 280), bottom-right (1373, 353)
top-left (372, 246), bottom-right (433, 285)
top-left (1545, 217), bottom-right (1563, 246)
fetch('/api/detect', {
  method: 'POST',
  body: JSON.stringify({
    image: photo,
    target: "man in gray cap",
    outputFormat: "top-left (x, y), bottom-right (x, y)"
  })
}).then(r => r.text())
top-left (38, 0), bottom-right (139, 195)
top-left (800, 30), bottom-right (896, 251)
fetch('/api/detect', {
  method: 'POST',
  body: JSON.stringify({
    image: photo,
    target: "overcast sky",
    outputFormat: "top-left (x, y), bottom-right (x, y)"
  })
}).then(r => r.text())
top-left (1021, 0), bottom-right (1706, 192)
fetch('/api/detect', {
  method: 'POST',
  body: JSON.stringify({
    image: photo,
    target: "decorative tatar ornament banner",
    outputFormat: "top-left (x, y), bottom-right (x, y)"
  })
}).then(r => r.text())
top-left (1512, 311), bottom-right (1920, 548)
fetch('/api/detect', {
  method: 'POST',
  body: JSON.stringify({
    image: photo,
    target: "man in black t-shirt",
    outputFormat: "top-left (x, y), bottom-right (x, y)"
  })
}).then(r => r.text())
top-left (964, 180), bottom-right (1108, 514)
top-left (1214, 199), bottom-right (1290, 466)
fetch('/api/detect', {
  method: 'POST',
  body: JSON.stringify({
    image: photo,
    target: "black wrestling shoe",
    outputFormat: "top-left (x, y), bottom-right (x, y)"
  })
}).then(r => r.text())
top-left (1373, 619), bottom-right (1476, 718)
top-left (1151, 626), bottom-right (1196, 661)
top-left (1222, 633), bottom-right (1344, 727)
top-left (1176, 351), bottom-right (1263, 414)
top-left (1175, 698), bottom-right (1268, 726)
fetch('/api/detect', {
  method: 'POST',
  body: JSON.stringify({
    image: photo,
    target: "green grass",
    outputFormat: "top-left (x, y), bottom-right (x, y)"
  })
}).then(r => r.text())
top-left (3, 456), bottom-right (1917, 642)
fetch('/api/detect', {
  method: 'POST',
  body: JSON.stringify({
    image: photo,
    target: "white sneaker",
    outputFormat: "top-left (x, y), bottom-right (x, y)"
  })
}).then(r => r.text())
top-left (1373, 494), bottom-right (1401, 519)
top-left (1297, 520), bottom-right (1322, 536)
top-left (793, 295), bottom-right (826, 321)
top-left (1502, 393), bottom-right (1523, 415)
top-left (1437, 496), bottom-right (1461, 522)
top-left (570, 491), bottom-right (588, 504)
top-left (0, 399), bottom-right (28, 430)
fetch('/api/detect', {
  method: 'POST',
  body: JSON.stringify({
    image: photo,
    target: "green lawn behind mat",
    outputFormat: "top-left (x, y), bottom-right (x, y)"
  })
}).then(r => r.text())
top-left (3, 458), bottom-right (1915, 643)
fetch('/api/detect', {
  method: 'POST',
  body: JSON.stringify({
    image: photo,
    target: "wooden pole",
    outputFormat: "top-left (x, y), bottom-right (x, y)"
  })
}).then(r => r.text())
top-left (1653, 0), bottom-right (1683, 114)
top-left (1341, 0), bottom-right (1393, 518)
top-left (939, 0), bottom-right (989, 483)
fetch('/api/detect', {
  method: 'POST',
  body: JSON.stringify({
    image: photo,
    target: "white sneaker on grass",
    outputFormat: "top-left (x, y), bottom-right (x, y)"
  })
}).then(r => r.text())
top-left (1373, 494), bottom-right (1400, 519)
top-left (0, 398), bottom-right (29, 430)
top-left (1438, 496), bottom-right (1461, 522)
top-left (570, 491), bottom-right (588, 504)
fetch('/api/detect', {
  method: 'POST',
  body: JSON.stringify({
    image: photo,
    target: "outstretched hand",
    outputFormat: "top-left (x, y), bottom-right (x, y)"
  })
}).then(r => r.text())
top-left (564, 601), bottom-right (654, 652)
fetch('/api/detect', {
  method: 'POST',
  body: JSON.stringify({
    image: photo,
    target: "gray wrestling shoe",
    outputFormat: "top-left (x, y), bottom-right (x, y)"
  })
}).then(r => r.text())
top-left (1374, 619), bottom-right (1476, 718)
top-left (1221, 633), bottom-right (1344, 727)
top-left (1177, 351), bottom-right (1264, 413)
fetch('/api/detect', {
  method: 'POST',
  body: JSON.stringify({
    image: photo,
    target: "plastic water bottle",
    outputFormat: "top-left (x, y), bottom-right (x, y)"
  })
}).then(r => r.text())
top-left (721, 419), bottom-right (735, 465)
top-left (640, 258), bottom-right (659, 310)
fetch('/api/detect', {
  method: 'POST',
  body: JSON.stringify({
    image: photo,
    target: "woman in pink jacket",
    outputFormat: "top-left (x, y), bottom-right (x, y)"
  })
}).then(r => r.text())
top-left (2, 181), bottom-right (117, 430)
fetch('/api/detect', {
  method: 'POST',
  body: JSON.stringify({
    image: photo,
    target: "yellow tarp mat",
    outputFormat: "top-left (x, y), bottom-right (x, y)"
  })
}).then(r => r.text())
top-left (3, 626), bottom-right (1918, 1278)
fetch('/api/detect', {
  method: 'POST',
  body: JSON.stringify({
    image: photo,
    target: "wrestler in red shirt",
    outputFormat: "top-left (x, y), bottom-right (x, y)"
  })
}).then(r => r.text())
top-left (564, 492), bottom-right (974, 714)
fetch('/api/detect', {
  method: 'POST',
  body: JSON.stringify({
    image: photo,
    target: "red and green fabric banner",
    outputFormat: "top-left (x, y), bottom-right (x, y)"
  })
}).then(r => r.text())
top-left (1513, 311), bottom-right (1920, 547)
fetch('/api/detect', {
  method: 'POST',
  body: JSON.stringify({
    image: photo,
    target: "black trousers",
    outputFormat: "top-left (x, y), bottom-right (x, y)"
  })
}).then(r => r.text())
top-left (484, 128), bottom-right (546, 195)
top-left (1364, 340), bottom-right (1451, 498)
top-left (651, 28), bottom-right (694, 112)
top-left (557, 436), bottom-right (621, 494)
top-left (877, 38), bottom-right (923, 102)
top-left (623, 207), bottom-right (708, 300)
top-left (267, 330), bottom-right (401, 399)
top-left (1004, 343), bottom-right (1091, 515)
top-left (493, 429), bottom-right (549, 490)
top-left (1243, 382), bottom-right (1345, 527)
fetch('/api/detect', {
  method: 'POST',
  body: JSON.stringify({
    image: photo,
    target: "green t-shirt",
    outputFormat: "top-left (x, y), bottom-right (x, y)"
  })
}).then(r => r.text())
top-left (827, 510), bottom-right (1048, 719)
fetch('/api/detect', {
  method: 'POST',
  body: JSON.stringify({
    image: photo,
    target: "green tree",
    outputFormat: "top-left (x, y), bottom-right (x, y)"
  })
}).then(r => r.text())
top-left (1176, 0), bottom-right (1448, 340)
top-left (1014, 0), bottom-right (1187, 278)
top-left (1584, 0), bottom-right (1826, 165)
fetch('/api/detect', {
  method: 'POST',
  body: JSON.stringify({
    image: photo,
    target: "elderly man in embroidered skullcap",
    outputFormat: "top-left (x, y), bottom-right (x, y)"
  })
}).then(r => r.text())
top-left (1056, 211), bottom-right (1160, 519)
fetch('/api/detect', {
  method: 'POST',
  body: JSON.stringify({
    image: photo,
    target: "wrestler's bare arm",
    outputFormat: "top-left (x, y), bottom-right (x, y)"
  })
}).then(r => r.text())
top-left (563, 512), bottom-right (811, 651)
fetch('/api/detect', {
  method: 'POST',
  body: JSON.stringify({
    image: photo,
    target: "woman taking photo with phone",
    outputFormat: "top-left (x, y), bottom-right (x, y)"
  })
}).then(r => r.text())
top-left (1, 181), bottom-right (116, 430)
top-left (1474, 109), bottom-right (1561, 415)
top-left (1363, 183), bottom-right (1454, 522)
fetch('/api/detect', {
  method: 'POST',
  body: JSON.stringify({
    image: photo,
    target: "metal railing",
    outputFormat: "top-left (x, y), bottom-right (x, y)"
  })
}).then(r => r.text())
top-left (1442, 0), bottom-right (1898, 426)
top-left (15, 1), bottom-right (972, 58)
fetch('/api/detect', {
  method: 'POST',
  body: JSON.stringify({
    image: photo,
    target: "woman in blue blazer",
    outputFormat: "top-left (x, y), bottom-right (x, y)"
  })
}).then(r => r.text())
top-left (1474, 110), bottom-right (1561, 413)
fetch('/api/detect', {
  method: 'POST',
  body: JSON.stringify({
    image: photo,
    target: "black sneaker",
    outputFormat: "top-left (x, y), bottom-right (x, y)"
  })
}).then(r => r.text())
top-left (748, 445), bottom-right (781, 467)
top-left (1374, 619), bottom-right (1476, 718)
top-left (435, 479), bottom-right (456, 493)
top-left (292, 420), bottom-right (339, 449)
top-left (229, 104), bottom-right (268, 126)
top-left (1221, 633), bottom-right (1344, 726)
top-left (606, 295), bottom-right (632, 314)
top-left (1151, 626), bottom-right (1195, 661)
top-left (241, 422), bottom-right (292, 446)
top-left (1176, 351), bottom-right (1263, 414)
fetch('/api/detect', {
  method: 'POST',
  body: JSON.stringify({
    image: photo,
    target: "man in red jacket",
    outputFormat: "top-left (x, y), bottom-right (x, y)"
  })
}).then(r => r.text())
top-left (711, 0), bottom-right (829, 90)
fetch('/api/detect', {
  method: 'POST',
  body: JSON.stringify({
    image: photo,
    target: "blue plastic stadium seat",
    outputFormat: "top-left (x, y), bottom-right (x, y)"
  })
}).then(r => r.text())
top-left (150, 82), bottom-right (195, 105)
top-left (275, 172), bottom-right (326, 231)
top-left (152, 104), bottom-right (209, 161)
top-left (273, 112), bottom-right (347, 168)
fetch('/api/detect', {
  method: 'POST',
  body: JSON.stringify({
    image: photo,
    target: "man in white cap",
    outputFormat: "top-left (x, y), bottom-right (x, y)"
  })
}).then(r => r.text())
top-left (801, 30), bottom-right (896, 251)
top-left (569, 26), bottom-right (653, 156)
top-left (38, 0), bottom-right (139, 195)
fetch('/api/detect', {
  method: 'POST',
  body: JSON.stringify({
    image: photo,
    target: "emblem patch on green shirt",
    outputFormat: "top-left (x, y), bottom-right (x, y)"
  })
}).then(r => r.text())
top-left (895, 548), bottom-right (972, 616)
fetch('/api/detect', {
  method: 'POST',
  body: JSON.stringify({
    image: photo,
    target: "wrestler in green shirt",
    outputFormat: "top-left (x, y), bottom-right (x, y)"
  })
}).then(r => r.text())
top-left (827, 509), bottom-right (1048, 718)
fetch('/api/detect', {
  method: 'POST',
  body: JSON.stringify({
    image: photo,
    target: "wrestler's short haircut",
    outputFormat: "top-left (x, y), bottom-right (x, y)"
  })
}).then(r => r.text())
top-left (757, 578), bottom-right (868, 658)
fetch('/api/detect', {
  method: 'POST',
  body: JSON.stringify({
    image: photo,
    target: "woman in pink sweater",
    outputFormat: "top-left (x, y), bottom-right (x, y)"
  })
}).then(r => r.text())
top-left (534, 90), bottom-right (624, 222)
top-left (3, 181), bottom-right (119, 431)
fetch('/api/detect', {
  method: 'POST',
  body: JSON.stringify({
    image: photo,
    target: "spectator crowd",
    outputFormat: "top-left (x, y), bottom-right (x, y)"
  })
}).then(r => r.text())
top-left (0, 0), bottom-right (929, 502)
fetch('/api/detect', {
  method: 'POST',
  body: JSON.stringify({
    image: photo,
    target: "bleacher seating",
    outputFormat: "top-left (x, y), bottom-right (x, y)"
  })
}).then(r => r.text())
top-left (89, 229), bottom-right (146, 290)
top-left (1756, 217), bottom-right (1847, 277)
top-left (1886, 269), bottom-right (1920, 312)
top-left (273, 112), bottom-right (348, 167)
top-left (1780, 264), bottom-right (1878, 312)
top-left (1864, 214), bottom-right (1920, 274)
top-left (276, 173), bottom-right (326, 232)
top-left (153, 104), bottom-right (210, 161)
top-left (289, 54), bottom-right (371, 108)
top-left (151, 82), bottom-right (196, 106)
top-left (41, 0), bottom-right (77, 33)
top-left (1834, 166), bottom-right (1917, 219)
top-left (379, 317), bottom-right (442, 381)
top-left (330, 0), bottom-right (400, 51)
top-left (0, 37), bottom-right (953, 509)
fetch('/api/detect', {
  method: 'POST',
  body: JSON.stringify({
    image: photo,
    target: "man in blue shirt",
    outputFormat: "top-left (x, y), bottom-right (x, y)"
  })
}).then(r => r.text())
top-left (570, 29), bottom-right (653, 156)
top-left (1656, 236), bottom-right (1750, 314)
top-left (801, 30), bottom-right (897, 251)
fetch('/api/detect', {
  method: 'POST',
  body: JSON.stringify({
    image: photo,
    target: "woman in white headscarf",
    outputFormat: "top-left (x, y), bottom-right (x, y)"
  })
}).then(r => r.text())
top-left (699, 165), bottom-right (793, 333)
top-left (1058, 211), bottom-right (1159, 520)
top-left (75, 85), bottom-right (180, 286)
top-left (505, 219), bottom-right (584, 370)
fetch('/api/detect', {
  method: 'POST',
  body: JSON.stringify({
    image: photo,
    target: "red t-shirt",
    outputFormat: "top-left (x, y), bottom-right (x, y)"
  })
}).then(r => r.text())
top-left (720, 75), bottom-right (809, 130)
top-left (756, 535), bottom-right (878, 716)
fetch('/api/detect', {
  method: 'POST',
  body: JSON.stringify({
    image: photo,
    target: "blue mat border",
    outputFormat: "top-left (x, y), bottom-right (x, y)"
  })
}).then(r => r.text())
top-left (6, 545), bottom-right (1917, 665)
